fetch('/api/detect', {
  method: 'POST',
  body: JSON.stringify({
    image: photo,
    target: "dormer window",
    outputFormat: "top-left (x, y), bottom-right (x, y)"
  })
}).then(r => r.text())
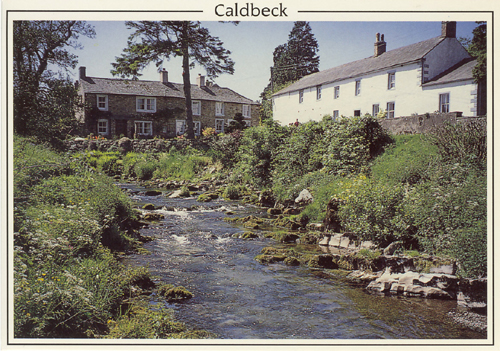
top-left (97, 95), bottom-right (108, 111)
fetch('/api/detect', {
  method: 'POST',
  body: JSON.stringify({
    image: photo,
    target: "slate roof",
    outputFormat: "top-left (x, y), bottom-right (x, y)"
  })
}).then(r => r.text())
top-left (422, 58), bottom-right (476, 86)
top-left (79, 77), bottom-right (259, 105)
top-left (273, 36), bottom-right (446, 97)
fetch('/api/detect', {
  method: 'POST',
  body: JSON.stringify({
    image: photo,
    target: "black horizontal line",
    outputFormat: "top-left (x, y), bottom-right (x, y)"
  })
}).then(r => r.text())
top-left (298, 10), bottom-right (493, 13)
top-left (7, 10), bottom-right (204, 13)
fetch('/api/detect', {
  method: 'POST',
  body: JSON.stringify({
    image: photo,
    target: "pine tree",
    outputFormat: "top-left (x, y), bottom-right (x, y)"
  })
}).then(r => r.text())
top-left (111, 21), bottom-right (236, 139)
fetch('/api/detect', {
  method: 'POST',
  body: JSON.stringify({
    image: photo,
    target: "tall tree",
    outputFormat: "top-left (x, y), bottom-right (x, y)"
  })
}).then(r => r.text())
top-left (13, 20), bottom-right (95, 139)
top-left (260, 21), bottom-right (320, 122)
top-left (271, 21), bottom-right (320, 88)
top-left (111, 21), bottom-right (236, 139)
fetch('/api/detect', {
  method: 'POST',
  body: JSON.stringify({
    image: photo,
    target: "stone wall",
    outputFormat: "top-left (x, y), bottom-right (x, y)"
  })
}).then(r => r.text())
top-left (64, 137), bottom-right (211, 154)
top-left (378, 112), bottom-right (482, 135)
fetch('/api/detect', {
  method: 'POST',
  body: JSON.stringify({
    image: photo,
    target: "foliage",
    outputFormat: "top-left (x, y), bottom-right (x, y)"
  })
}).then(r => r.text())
top-left (461, 22), bottom-right (486, 83)
top-left (322, 115), bottom-right (394, 176)
top-left (152, 151), bottom-right (211, 181)
top-left (111, 21), bottom-right (236, 139)
top-left (427, 119), bottom-right (486, 170)
top-left (13, 21), bottom-right (95, 145)
top-left (207, 130), bottom-right (243, 169)
top-left (272, 118), bottom-right (334, 200)
top-left (233, 123), bottom-right (289, 188)
top-left (269, 21), bottom-right (320, 88)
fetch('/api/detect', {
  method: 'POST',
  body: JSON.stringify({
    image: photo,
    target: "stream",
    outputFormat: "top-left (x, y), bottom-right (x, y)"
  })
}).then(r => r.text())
top-left (119, 182), bottom-right (485, 340)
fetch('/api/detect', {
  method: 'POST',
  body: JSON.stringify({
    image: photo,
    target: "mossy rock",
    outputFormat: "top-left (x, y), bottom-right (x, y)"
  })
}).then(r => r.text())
top-left (273, 232), bottom-right (299, 243)
top-left (255, 254), bottom-right (287, 264)
top-left (240, 232), bottom-right (259, 239)
top-left (267, 208), bottom-right (282, 215)
top-left (197, 194), bottom-right (213, 202)
top-left (260, 247), bottom-right (289, 255)
top-left (308, 254), bottom-right (339, 269)
top-left (158, 284), bottom-right (193, 302)
top-left (284, 257), bottom-right (301, 266)
top-left (244, 222), bottom-right (260, 230)
top-left (142, 203), bottom-right (156, 210)
top-left (179, 186), bottom-right (191, 197)
top-left (143, 213), bottom-right (165, 221)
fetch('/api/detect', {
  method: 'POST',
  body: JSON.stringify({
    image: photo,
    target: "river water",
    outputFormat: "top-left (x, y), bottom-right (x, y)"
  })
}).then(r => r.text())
top-left (120, 183), bottom-right (485, 340)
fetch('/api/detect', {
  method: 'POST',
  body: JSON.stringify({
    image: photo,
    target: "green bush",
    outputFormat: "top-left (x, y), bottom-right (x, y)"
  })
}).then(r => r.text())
top-left (322, 115), bottom-right (393, 176)
top-left (152, 152), bottom-right (211, 181)
top-left (208, 131), bottom-right (242, 169)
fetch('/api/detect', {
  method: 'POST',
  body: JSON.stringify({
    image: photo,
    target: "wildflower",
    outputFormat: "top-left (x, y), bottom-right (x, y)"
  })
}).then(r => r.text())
top-left (37, 278), bottom-right (44, 282)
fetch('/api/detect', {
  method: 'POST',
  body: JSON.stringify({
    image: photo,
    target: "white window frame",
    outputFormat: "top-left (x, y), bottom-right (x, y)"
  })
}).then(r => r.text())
top-left (372, 104), bottom-right (380, 117)
top-left (334, 86), bottom-right (340, 99)
top-left (299, 89), bottom-right (304, 104)
top-left (135, 120), bottom-right (153, 136)
top-left (194, 121), bottom-right (201, 136)
top-left (176, 120), bottom-right (186, 135)
top-left (333, 110), bottom-right (339, 120)
top-left (215, 102), bottom-right (225, 116)
top-left (97, 95), bottom-right (108, 111)
top-left (316, 85), bottom-right (322, 100)
top-left (439, 93), bottom-right (450, 113)
top-left (136, 97), bottom-right (156, 113)
top-left (388, 72), bottom-right (396, 90)
top-left (355, 80), bottom-right (361, 96)
top-left (97, 119), bottom-right (108, 135)
top-left (242, 104), bottom-right (251, 118)
top-left (215, 118), bottom-right (224, 134)
top-left (387, 102), bottom-right (395, 119)
top-left (192, 100), bottom-right (201, 116)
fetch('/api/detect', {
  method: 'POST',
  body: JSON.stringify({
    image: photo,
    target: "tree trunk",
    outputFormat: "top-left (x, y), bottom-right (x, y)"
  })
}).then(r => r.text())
top-left (181, 22), bottom-right (195, 140)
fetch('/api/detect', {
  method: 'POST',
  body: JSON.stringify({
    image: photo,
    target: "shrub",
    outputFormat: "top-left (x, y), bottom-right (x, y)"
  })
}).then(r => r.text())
top-left (152, 152), bottom-right (211, 181)
top-left (208, 130), bottom-right (242, 169)
top-left (428, 118), bottom-right (486, 170)
top-left (322, 115), bottom-right (393, 176)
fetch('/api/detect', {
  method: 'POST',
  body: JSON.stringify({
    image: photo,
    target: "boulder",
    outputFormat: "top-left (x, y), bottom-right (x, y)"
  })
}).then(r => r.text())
top-left (383, 241), bottom-right (403, 255)
top-left (142, 203), bottom-right (156, 210)
top-left (145, 190), bottom-right (162, 196)
top-left (118, 137), bottom-right (133, 153)
top-left (295, 189), bottom-right (313, 205)
top-left (267, 208), bottom-right (282, 215)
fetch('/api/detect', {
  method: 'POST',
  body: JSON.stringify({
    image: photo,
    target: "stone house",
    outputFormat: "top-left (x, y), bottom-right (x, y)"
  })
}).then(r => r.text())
top-left (272, 22), bottom-right (486, 125)
top-left (77, 67), bottom-right (260, 138)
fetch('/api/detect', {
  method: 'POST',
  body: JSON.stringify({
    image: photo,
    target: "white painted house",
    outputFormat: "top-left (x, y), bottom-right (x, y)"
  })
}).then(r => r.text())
top-left (272, 22), bottom-right (484, 125)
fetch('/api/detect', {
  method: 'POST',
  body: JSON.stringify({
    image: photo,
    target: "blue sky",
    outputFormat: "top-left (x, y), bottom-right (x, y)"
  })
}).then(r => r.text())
top-left (69, 21), bottom-right (479, 101)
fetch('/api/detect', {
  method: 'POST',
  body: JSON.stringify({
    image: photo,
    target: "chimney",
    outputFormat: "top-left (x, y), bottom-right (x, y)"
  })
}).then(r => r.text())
top-left (79, 66), bottom-right (86, 79)
top-left (160, 68), bottom-right (168, 83)
top-left (441, 21), bottom-right (457, 38)
top-left (374, 33), bottom-right (386, 57)
top-left (197, 74), bottom-right (206, 87)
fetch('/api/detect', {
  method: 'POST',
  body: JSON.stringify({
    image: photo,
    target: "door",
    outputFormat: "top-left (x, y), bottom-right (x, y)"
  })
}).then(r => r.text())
top-left (115, 120), bottom-right (128, 138)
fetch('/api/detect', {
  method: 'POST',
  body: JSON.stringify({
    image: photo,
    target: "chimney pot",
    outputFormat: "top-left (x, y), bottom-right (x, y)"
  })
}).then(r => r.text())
top-left (374, 33), bottom-right (386, 57)
top-left (79, 66), bottom-right (86, 79)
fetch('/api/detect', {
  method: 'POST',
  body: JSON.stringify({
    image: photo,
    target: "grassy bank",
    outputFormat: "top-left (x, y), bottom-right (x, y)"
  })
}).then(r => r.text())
top-left (13, 136), bottom-right (210, 338)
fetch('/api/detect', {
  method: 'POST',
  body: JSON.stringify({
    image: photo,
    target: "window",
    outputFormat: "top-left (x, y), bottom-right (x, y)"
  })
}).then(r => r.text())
top-left (333, 110), bottom-right (339, 120)
top-left (334, 86), bottom-right (340, 99)
top-left (355, 80), bottom-right (361, 96)
top-left (439, 93), bottom-right (450, 113)
top-left (97, 119), bottom-right (108, 135)
top-left (387, 102), bottom-right (395, 119)
top-left (316, 85), bottom-right (322, 100)
top-left (176, 120), bottom-right (186, 135)
top-left (299, 89), bottom-right (304, 103)
top-left (194, 121), bottom-right (201, 136)
top-left (354, 110), bottom-right (361, 117)
top-left (135, 121), bottom-right (153, 136)
top-left (192, 100), bottom-right (201, 115)
top-left (97, 95), bottom-right (108, 111)
top-left (136, 97), bottom-right (156, 112)
top-left (388, 72), bottom-right (396, 90)
top-left (215, 119), bottom-right (224, 134)
top-left (242, 104), bottom-right (251, 118)
top-left (372, 104), bottom-right (380, 117)
top-left (215, 102), bottom-right (225, 116)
